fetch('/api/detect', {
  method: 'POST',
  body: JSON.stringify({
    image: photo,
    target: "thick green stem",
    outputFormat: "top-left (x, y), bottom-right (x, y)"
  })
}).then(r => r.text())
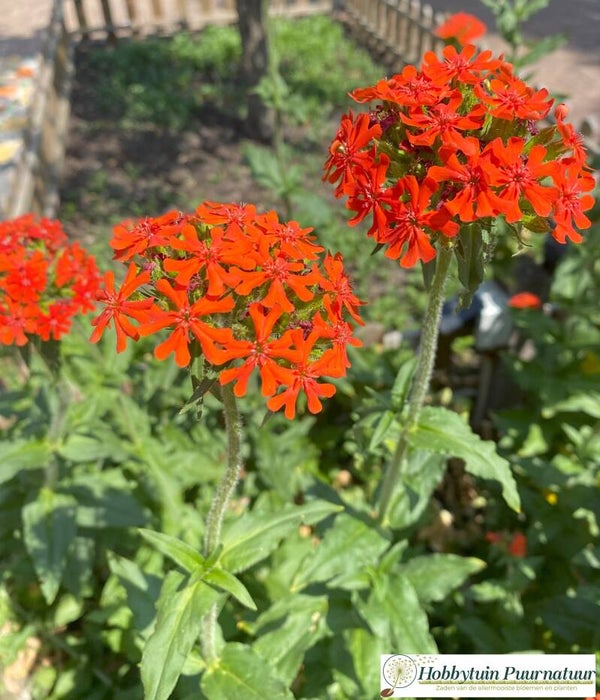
top-left (201, 383), bottom-right (243, 663)
top-left (377, 245), bottom-right (453, 524)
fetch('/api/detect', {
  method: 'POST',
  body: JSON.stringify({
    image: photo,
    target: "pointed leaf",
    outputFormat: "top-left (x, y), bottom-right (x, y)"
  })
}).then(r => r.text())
top-left (369, 410), bottom-right (395, 451)
top-left (399, 553), bottom-right (486, 604)
top-left (62, 470), bottom-right (149, 528)
top-left (0, 440), bottom-right (52, 485)
top-left (22, 490), bottom-right (78, 604)
top-left (409, 407), bottom-right (521, 511)
top-left (456, 224), bottom-right (484, 295)
top-left (390, 357), bottom-right (417, 409)
top-left (203, 568), bottom-right (256, 611)
top-left (141, 572), bottom-right (221, 700)
top-left (108, 554), bottom-right (162, 637)
top-left (356, 577), bottom-right (437, 652)
top-left (290, 513), bottom-right (389, 592)
top-left (219, 500), bottom-right (342, 574)
top-left (139, 528), bottom-right (206, 573)
top-left (253, 596), bottom-right (328, 685)
top-left (201, 643), bottom-right (293, 700)
top-left (386, 450), bottom-right (447, 530)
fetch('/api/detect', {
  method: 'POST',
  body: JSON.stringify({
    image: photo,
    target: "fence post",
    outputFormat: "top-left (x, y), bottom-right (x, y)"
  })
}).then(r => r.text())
top-left (99, 0), bottom-right (117, 39)
top-left (72, 0), bottom-right (89, 37)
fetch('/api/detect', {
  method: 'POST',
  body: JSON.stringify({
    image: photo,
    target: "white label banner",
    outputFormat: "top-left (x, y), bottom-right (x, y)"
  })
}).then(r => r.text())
top-left (380, 654), bottom-right (597, 697)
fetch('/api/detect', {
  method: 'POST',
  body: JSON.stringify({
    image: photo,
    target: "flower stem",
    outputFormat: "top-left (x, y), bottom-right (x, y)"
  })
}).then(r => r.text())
top-left (201, 383), bottom-right (243, 663)
top-left (377, 244), bottom-right (453, 525)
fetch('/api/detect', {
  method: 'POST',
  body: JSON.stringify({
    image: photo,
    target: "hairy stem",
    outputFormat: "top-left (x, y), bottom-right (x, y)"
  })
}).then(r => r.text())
top-left (377, 245), bottom-right (453, 524)
top-left (201, 383), bottom-right (243, 663)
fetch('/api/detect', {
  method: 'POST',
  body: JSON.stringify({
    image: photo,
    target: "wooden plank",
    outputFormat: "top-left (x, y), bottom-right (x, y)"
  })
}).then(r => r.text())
top-left (175, 0), bottom-right (187, 27)
top-left (99, 0), bottom-right (117, 39)
top-left (72, 0), bottom-right (89, 35)
top-left (124, 0), bottom-right (139, 31)
top-left (151, 0), bottom-right (163, 25)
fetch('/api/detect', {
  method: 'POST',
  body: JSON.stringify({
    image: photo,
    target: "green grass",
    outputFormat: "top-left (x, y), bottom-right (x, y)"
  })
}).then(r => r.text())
top-left (79, 15), bottom-right (382, 131)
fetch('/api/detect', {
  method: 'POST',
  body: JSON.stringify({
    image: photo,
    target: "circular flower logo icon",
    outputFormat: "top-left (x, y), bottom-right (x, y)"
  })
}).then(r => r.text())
top-left (381, 654), bottom-right (418, 695)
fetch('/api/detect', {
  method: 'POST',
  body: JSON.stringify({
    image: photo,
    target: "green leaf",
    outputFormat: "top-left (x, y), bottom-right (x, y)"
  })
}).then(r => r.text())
top-left (355, 576), bottom-right (437, 652)
top-left (399, 554), bottom-right (486, 604)
top-left (139, 529), bottom-right (207, 574)
top-left (542, 392), bottom-right (600, 419)
top-left (108, 554), bottom-right (162, 637)
top-left (346, 627), bottom-right (386, 695)
top-left (386, 450), bottom-right (447, 530)
top-left (201, 643), bottom-right (293, 700)
top-left (141, 571), bottom-right (221, 700)
top-left (62, 470), bottom-right (149, 528)
top-left (0, 440), bottom-right (52, 485)
top-left (369, 410), bottom-right (395, 451)
top-left (455, 224), bottom-right (484, 297)
top-left (253, 596), bottom-right (328, 685)
top-left (219, 500), bottom-right (342, 574)
top-left (22, 489), bottom-right (78, 604)
top-left (410, 407), bottom-right (521, 512)
top-left (203, 568), bottom-right (256, 611)
top-left (390, 357), bottom-right (417, 409)
top-left (290, 512), bottom-right (389, 592)
top-left (58, 432), bottom-right (129, 463)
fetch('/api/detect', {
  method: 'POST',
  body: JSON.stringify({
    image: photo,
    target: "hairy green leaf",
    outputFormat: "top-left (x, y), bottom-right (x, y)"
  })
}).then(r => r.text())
top-left (399, 554), bottom-right (486, 604)
top-left (201, 643), bottom-right (293, 700)
top-left (220, 500), bottom-right (342, 574)
top-left (22, 489), bottom-right (78, 604)
top-left (203, 568), bottom-right (256, 611)
top-left (410, 407), bottom-right (520, 511)
top-left (139, 529), bottom-right (206, 573)
top-left (141, 572), bottom-right (221, 700)
top-left (290, 512), bottom-right (389, 592)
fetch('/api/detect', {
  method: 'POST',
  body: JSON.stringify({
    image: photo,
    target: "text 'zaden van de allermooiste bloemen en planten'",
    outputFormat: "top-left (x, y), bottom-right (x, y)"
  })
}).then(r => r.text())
top-left (324, 43), bottom-right (595, 521)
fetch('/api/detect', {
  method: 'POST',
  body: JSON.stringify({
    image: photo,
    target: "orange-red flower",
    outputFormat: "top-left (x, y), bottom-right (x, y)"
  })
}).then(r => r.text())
top-left (0, 215), bottom-right (100, 346)
top-left (401, 94), bottom-right (486, 148)
top-left (428, 138), bottom-right (504, 222)
top-left (90, 263), bottom-right (153, 353)
top-left (324, 111), bottom-right (382, 196)
top-left (380, 176), bottom-right (458, 268)
top-left (266, 329), bottom-right (337, 420)
top-left (435, 12), bottom-right (487, 46)
top-left (90, 203), bottom-right (362, 420)
top-left (551, 167), bottom-right (596, 243)
top-left (508, 292), bottom-right (542, 309)
top-left (137, 278), bottom-right (234, 367)
top-left (218, 304), bottom-right (297, 397)
top-left (324, 45), bottom-right (594, 269)
top-left (487, 137), bottom-right (559, 222)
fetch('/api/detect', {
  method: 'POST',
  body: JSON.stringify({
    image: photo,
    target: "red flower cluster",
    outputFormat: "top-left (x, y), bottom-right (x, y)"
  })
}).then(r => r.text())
top-left (324, 46), bottom-right (595, 269)
top-left (486, 530), bottom-right (528, 558)
top-left (508, 291), bottom-right (542, 309)
top-left (435, 12), bottom-right (487, 46)
top-left (90, 203), bottom-right (363, 419)
top-left (0, 214), bottom-right (100, 346)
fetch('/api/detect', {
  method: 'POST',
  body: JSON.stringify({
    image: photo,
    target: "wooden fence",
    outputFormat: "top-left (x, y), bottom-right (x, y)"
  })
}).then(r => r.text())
top-left (341, 0), bottom-right (445, 67)
top-left (9, 0), bottom-right (597, 219)
top-left (7, 0), bottom-right (72, 218)
top-left (64, 0), bottom-right (335, 39)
